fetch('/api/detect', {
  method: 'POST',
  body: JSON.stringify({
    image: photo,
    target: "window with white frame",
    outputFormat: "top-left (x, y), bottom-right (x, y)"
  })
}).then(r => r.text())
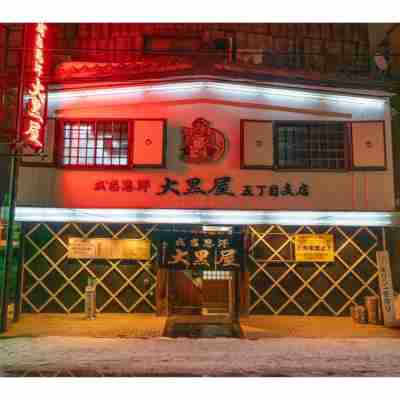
top-left (61, 120), bottom-right (129, 167)
top-left (275, 122), bottom-right (349, 170)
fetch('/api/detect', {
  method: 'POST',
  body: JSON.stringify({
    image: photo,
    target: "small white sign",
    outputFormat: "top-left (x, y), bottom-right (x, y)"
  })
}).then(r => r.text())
top-left (68, 238), bottom-right (97, 259)
top-left (376, 251), bottom-right (400, 327)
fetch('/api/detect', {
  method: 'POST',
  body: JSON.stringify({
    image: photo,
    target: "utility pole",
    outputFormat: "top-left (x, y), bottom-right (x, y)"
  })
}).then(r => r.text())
top-left (0, 24), bottom-right (26, 333)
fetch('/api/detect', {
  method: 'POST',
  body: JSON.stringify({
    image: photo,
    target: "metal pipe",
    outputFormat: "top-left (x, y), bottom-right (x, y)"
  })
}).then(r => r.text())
top-left (382, 227), bottom-right (386, 250)
top-left (13, 226), bottom-right (24, 322)
top-left (0, 155), bottom-right (19, 332)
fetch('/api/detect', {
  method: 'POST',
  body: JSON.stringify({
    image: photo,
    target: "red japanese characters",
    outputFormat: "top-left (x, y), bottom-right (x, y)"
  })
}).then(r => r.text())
top-left (22, 23), bottom-right (47, 151)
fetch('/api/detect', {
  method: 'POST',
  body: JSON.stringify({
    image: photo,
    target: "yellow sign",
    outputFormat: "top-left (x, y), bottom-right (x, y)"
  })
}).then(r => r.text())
top-left (68, 238), bottom-right (151, 260)
top-left (294, 234), bottom-right (334, 262)
top-left (68, 238), bottom-right (97, 259)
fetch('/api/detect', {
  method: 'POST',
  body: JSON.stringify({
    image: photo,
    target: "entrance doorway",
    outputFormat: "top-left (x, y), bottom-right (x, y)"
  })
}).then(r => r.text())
top-left (202, 270), bottom-right (232, 315)
top-left (164, 270), bottom-right (241, 338)
top-left (156, 225), bottom-right (245, 336)
top-left (168, 270), bottom-right (235, 319)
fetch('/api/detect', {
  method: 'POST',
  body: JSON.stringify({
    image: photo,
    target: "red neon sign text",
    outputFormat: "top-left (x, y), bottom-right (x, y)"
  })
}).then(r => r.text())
top-left (23, 23), bottom-right (47, 151)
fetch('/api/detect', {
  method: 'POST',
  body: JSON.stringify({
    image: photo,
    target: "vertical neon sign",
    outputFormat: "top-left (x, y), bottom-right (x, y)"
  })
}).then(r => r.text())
top-left (22, 23), bottom-right (47, 151)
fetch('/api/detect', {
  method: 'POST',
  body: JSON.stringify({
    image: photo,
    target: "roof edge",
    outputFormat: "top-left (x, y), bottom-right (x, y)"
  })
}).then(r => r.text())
top-left (49, 74), bottom-right (394, 99)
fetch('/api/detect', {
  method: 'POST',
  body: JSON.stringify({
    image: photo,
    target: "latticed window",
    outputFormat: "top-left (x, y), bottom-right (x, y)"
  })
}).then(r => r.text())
top-left (203, 271), bottom-right (231, 280)
top-left (275, 122), bottom-right (348, 170)
top-left (61, 120), bottom-right (129, 167)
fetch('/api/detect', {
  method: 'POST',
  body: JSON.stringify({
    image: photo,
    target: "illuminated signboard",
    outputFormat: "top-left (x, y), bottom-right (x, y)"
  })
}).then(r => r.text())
top-left (294, 234), bottom-right (334, 262)
top-left (159, 231), bottom-right (244, 270)
top-left (68, 238), bottom-right (151, 260)
top-left (22, 23), bottom-right (47, 151)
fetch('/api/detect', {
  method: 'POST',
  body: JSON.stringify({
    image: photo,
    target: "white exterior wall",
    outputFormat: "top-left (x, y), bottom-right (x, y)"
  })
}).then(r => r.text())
top-left (16, 83), bottom-right (395, 211)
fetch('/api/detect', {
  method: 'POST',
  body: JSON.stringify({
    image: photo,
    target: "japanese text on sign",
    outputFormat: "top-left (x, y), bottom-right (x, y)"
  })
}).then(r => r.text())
top-left (294, 234), bottom-right (334, 262)
top-left (68, 238), bottom-right (151, 260)
top-left (376, 251), bottom-right (400, 327)
top-left (160, 233), bottom-right (243, 270)
top-left (94, 179), bottom-right (151, 192)
top-left (93, 176), bottom-right (310, 198)
top-left (23, 23), bottom-right (47, 151)
top-left (157, 176), bottom-right (309, 197)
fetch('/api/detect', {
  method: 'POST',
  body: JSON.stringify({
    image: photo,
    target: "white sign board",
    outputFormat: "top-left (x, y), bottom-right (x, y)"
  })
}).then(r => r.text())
top-left (376, 251), bottom-right (400, 327)
top-left (68, 238), bottom-right (97, 259)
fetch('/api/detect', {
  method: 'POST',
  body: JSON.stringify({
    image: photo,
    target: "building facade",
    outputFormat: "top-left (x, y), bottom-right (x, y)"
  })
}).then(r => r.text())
top-left (7, 23), bottom-right (399, 320)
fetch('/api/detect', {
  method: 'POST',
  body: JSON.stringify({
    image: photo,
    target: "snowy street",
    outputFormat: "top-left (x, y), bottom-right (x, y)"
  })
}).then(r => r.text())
top-left (1, 337), bottom-right (400, 377)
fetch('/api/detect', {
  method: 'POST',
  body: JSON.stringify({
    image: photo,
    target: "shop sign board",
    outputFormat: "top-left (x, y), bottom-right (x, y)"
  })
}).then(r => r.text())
top-left (159, 231), bottom-right (243, 270)
top-left (68, 238), bottom-right (151, 260)
top-left (93, 176), bottom-right (310, 198)
top-left (294, 234), bottom-right (334, 262)
top-left (376, 251), bottom-right (400, 327)
top-left (22, 23), bottom-right (48, 151)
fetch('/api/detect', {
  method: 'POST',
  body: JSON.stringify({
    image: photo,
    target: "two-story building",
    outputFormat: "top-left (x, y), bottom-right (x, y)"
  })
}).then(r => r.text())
top-left (11, 23), bottom-right (399, 322)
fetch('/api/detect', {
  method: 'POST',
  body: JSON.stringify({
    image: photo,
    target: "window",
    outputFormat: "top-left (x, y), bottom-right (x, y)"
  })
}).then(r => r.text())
top-left (275, 122), bottom-right (348, 170)
top-left (203, 271), bottom-right (231, 280)
top-left (61, 120), bottom-right (129, 167)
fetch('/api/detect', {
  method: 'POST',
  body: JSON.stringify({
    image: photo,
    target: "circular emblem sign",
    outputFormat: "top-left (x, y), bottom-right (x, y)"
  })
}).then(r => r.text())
top-left (181, 118), bottom-right (226, 164)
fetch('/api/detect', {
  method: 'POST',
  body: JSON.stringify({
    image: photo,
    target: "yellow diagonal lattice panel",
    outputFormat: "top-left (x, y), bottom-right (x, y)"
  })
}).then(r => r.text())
top-left (248, 225), bottom-right (382, 316)
top-left (21, 222), bottom-right (159, 313)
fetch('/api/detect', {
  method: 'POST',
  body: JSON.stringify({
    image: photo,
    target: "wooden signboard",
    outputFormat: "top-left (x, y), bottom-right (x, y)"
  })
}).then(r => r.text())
top-left (118, 239), bottom-right (151, 260)
top-left (68, 238), bottom-right (97, 259)
top-left (294, 234), bottom-right (334, 262)
top-left (68, 238), bottom-right (151, 260)
top-left (376, 251), bottom-right (400, 327)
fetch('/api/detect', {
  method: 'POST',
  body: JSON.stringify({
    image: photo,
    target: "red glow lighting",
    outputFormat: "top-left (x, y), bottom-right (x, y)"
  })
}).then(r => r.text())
top-left (22, 23), bottom-right (47, 151)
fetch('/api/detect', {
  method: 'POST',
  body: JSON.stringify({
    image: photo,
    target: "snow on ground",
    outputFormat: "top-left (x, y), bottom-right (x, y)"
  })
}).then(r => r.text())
top-left (1, 337), bottom-right (400, 377)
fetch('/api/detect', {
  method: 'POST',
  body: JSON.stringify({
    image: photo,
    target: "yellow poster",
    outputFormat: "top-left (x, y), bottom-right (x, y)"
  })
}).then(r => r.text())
top-left (68, 238), bottom-right (151, 260)
top-left (294, 234), bottom-right (334, 262)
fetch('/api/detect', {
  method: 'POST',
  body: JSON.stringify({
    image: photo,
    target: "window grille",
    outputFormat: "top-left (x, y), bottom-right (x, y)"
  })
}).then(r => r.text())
top-left (203, 271), bottom-right (231, 280)
top-left (61, 120), bottom-right (129, 167)
top-left (276, 122), bottom-right (348, 170)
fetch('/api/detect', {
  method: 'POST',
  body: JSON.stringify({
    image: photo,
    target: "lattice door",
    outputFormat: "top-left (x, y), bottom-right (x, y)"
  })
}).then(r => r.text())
top-left (21, 222), bottom-right (159, 313)
top-left (248, 225), bottom-right (383, 316)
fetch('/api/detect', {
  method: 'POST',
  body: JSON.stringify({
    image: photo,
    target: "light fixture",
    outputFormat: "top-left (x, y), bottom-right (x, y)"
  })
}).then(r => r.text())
top-left (202, 225), bottom-right (233, 233)
top-left (48, 81), bottom-right (386, 106)
top-left (15, 207), bottom-right (399, 227)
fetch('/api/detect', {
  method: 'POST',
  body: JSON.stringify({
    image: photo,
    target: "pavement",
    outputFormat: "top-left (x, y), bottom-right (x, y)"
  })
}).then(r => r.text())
top-left (2, 314), bottom-right (400, 377)
top-left (1, 313), bottom-right (167, 338)
top-left (1, 336), bottom-right (400, 377)
top-left (240, 315), bottom-right (400, 338)
top-left (2, 313), bottom-right (400, 339)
